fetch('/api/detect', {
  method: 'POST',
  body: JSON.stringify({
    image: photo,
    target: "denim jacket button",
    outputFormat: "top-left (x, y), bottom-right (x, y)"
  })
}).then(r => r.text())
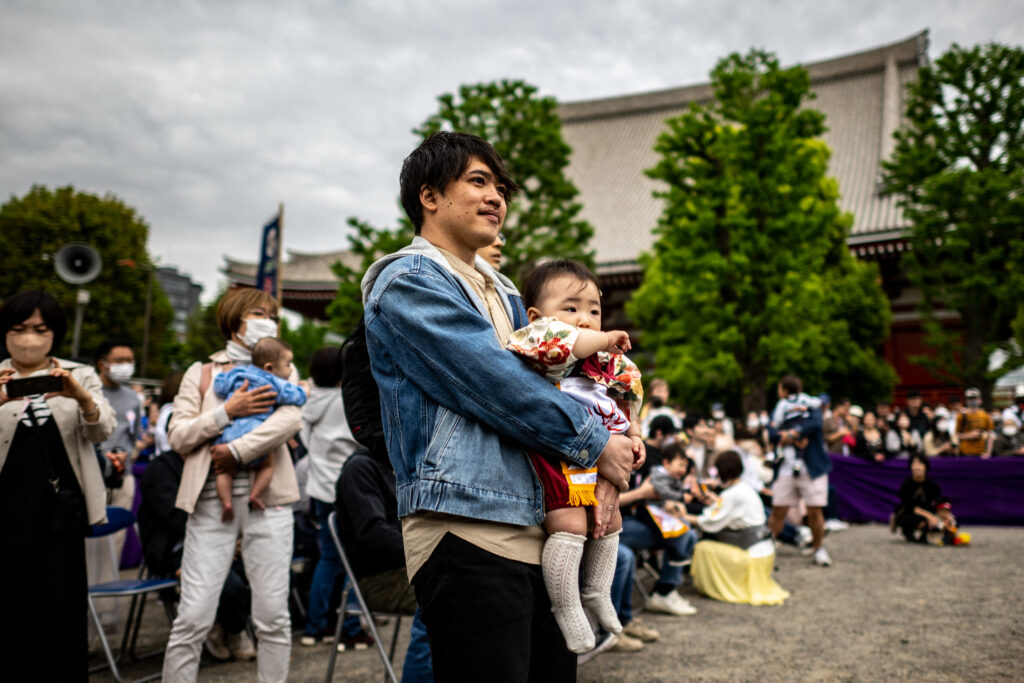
top-left (580, 449), bottom-right (588, 459)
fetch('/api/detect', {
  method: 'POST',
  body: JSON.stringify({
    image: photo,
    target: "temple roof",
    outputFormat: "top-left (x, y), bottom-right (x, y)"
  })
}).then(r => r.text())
top-left (558, 31), bottom-right (929, 267)
top-left (222, 248), bottom-right (360, 289)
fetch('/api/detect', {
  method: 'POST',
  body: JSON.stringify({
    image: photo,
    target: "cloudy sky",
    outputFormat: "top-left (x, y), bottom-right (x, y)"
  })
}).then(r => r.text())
top-left (2, 0), bottom-right (1020, 303)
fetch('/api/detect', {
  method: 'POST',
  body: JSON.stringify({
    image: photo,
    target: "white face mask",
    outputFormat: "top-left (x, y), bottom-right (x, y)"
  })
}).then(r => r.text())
top-left (107, 362), bottom-right (135, 384)
top-left (936, 420), bottom-right (949, 432)
top-left (746, 418), bottom-right (760, 432)
top-left (240, 317), bottom-right (277, 348)
top-left (7, 331), bottom-right (52, 367)
top-left (1004, 426), bottom-right (1018, 437)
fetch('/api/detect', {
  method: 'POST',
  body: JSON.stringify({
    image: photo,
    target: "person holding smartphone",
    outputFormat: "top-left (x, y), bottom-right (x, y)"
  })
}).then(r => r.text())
top-left (0, 289), bottom-right (116, 679)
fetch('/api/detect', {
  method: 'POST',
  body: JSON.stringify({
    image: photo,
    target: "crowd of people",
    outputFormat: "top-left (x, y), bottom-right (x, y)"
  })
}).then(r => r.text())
top-left (0, 131), bottom-right (1014, 682)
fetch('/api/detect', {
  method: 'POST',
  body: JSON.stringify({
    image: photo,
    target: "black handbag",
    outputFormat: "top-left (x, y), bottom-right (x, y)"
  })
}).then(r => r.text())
top-left (25, 402), bottom-right (90, 536)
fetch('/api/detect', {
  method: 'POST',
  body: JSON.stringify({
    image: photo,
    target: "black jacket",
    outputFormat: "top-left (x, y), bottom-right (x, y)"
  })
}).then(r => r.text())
top-left (137, 451), bottom-right (188, 577)
top-left (334, 450), bottom-right (404, 580)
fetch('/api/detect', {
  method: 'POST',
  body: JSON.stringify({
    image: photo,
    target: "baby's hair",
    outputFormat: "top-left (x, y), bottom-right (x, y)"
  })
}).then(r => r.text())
top-left (252, 337), bottom-right (292, 369)
top-left (520, 259), bottom-right (601, 309)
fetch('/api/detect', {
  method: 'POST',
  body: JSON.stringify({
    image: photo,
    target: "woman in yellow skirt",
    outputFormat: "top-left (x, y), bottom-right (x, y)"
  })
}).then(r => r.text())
top-left (686, 450), bottom-right (789, 606)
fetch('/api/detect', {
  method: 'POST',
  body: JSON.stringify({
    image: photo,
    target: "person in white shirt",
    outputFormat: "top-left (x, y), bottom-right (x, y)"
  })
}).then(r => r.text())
top-left (686, 450), bottom-right (789, 605)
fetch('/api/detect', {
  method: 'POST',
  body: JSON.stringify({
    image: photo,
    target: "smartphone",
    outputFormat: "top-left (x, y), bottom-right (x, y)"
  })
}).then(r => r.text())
top-left (5, 375), bottom-right (64, 398)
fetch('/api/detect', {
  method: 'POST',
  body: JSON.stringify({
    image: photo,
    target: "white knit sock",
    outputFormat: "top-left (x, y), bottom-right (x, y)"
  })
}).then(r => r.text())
top-left (580, 530), bottom-right (623, 635)
top-left (542, 532), bottom-right (594, 654)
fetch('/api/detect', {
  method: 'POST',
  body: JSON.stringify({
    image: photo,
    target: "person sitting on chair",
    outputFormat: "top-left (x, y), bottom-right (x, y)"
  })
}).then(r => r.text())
top-left (334, 445), bottom-right (433, 679)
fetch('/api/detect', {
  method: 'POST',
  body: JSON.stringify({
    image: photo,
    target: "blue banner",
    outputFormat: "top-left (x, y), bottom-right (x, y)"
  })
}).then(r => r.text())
top-left (256, 215), bottom-right (280, 297)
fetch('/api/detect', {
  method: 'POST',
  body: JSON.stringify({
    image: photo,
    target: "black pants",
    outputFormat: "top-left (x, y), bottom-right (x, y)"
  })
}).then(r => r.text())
top-left (413, 533), bottom-right (575, 683)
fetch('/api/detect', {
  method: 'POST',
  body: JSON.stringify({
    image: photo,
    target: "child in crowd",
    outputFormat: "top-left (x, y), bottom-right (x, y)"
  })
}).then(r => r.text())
top-left (930, 500), bottom-right (971, 546)
top-left (213, 337), bottom-right (306, 521)
top-left (645, 444), bottom-right (700, 534)
top-left (507, 259), bottom-right (644, 654)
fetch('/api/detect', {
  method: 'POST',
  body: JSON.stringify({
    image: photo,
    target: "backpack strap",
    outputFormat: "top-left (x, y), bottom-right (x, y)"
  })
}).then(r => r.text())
top-left (198, 362), bottom-right (214, 400)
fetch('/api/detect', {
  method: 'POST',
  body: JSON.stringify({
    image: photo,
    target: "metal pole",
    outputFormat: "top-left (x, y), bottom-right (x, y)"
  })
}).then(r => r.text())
top-left (71, 289), bottom-right (90, 359)
top-left (141, 268), bottom-right (153, 377)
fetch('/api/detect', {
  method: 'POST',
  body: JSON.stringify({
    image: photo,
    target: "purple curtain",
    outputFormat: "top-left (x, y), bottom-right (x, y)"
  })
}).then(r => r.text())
top-left (830, 454), bottom-right (1024, 526)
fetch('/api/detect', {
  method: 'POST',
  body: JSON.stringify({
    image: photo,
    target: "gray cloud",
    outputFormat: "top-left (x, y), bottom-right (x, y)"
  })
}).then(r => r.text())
top-left (1, 0), bottom-right (1020, 301)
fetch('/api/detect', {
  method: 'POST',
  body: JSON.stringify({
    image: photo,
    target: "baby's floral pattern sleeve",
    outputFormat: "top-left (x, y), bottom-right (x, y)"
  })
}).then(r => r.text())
top-left (506, 317), bottom-right (581, 382)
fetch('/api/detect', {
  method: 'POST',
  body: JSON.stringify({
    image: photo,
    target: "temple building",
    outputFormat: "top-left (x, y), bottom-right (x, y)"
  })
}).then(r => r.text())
top-left (224, 30), bottom-right (953, 401)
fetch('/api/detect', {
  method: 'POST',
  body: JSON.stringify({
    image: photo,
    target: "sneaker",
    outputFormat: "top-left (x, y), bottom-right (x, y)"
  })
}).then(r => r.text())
top-left (645, 590), bottom-right (697, 616)
top-left (796, 525), bottom-right (813, 550)
top-left (337, 630), bottom-right (374, 651)
top-left (300, 632), bottom-right (327, 647)
top-left (622, 618), bottom-right (659, 642)
top-left (825, 519), bottom-right (849, 532)
top-left (812, 547), bottom-right (832, 567)
top-left (204, 622), bottom-right (231, 661)
top-left (577, 631), bottom-right (618, 665)
top-left (610, 632), bottom-right (645, 652)
top-left (227, 629), bottom-right (257, 660)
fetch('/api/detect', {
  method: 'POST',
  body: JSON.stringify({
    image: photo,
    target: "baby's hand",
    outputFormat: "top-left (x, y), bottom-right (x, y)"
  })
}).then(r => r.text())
top-left (604, 330), bottom-right (631, 354)
top-left (629, 435), bottom-right (644, 465)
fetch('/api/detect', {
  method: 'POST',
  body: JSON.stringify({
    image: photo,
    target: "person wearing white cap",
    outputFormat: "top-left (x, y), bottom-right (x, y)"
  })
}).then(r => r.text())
top-left (993, 410), bottom-right (1024, 456)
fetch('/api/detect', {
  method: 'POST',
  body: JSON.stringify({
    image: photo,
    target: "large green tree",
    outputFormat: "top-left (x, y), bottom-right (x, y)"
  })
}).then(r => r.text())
top-left (328, 79), bottom-right (593, 333)
top-left (627, 50), bottom-right (894, 414)
top-left (0, 185), bottom-right (174, 376)
top-left (883, 43), bottom-right (1024, 406)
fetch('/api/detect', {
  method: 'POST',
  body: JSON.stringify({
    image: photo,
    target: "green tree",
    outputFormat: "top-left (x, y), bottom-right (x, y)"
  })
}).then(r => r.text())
top-left (883, 43), bottom-right (1024, 406)
top-left (627, 50), bottom-right (894, 414)
top-left (0, 185), bottom-right (174, 376)
top-left (280, 316), bottom-right (335, 376)
top-left (328, 79), bottom-right (593, 333)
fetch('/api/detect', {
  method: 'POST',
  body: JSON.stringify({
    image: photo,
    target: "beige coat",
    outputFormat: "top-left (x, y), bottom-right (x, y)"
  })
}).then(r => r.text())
top-left (170, 349), bottom-right (301, 514)
top-left (0, 358), bottom-right (116, 525)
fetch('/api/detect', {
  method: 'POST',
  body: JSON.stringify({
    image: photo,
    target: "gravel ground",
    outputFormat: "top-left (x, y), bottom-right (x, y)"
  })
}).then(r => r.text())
top-left (92, 523), bottom-right (1023, 682)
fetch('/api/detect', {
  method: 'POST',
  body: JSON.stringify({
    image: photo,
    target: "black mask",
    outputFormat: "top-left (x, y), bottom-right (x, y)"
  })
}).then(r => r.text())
top-left (650, 396), bottom-right (665, 409)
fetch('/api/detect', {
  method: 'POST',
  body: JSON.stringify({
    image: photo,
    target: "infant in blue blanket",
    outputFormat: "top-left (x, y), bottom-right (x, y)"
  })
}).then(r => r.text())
top-left (213, 337), bottom-right (306, 521)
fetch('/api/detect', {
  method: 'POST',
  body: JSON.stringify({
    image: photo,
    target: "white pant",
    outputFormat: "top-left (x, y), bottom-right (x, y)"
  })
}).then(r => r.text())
top-left (162, 495), bottom-right (293, 683)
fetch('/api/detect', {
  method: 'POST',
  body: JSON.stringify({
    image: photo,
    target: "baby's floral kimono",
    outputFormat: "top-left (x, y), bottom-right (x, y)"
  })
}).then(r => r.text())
top-left (507, 317), bottom-right (644, 509)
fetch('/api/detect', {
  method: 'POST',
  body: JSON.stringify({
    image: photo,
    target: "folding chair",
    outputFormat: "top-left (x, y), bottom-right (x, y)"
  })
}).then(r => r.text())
top-left (324, 511), bottom-right (404, 683)
top-left (88, 506), bottom-right (179, 683)
top-left (632, 548), bottom-right (690, 611)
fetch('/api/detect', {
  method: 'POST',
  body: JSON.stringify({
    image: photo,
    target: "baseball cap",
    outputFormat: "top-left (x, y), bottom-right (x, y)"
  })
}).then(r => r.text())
top-left (849, 405), bottom-right (864, 418)
top-left (965, 387), bottom-right (981, 399)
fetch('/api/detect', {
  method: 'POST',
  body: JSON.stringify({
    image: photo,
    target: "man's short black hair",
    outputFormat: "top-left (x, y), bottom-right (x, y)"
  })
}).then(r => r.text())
top-left (0, 290), bottom-right (68, 353)
top-left (309, 346), bottom-right (343, 388)
top-left (647, 414), bottom-right (678, 440)
top-left (714, 449), bottom-right (744, 483)
top-left (399, 131), bottom-right (519, 233)
top-left (94, 337), bottom-right (135, 366)
top-left (521, 259), bottom-right (601, 310)
top-left (907, 390), bottom-right (922, 399)
top-left (779, 374), bottom-right (802, 396)
top-left (682, 412), bottom-right (705, 433)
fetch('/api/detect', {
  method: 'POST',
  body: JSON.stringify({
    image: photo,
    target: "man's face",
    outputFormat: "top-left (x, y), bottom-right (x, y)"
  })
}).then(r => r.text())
top-left (477, 233), bottom-right (504, 270)
top-left (101, 346), bottom-right (135, 377)
top-left (907, 396), bottom-right (922, 411)
top-left (431, 157), bottom-right (508, 254)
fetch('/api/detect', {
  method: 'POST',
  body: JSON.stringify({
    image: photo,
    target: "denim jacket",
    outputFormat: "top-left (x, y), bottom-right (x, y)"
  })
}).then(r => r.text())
top-left (361, 237), bottom-right (610, 526)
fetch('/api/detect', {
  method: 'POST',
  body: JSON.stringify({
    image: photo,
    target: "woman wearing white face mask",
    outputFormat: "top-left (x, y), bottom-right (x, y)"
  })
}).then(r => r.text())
top-left (993, 415), bottom-right (1024, 457)
top-left (0, 289), bottom-right (116, 679)
top-left (163, 287), bottom-right (301, 681)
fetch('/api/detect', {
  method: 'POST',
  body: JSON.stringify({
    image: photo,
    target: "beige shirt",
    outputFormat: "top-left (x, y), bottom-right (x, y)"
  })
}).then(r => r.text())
top-left (401, 247), bottom-right (545, 580)
top-left (0, 358), bottom-right (116, 525)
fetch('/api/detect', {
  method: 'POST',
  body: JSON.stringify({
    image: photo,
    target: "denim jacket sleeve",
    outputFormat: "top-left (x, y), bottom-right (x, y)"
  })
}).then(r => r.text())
top-left (367, 258), bottom-right (609, 468)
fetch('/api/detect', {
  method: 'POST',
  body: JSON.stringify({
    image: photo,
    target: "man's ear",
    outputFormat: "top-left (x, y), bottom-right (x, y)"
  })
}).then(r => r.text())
top-left (420, 184), bottom-right (440, 213)
top-left (526, 306), bottom-right (542, 323)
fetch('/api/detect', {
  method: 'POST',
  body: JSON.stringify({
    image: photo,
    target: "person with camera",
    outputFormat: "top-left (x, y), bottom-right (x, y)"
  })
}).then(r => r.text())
top-left (0, 289), bottom-right (116, 679)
